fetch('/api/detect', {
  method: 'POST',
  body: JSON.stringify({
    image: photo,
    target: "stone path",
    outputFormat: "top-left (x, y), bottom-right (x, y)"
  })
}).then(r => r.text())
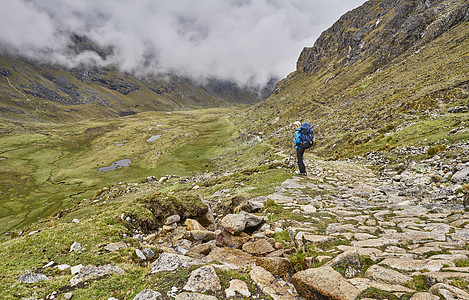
top-left (265, 159), bottom-right (469, 299)
top-left (141, 158), bottom-right (468, 299)
top-left (29, 157), bottom-right (469, 299)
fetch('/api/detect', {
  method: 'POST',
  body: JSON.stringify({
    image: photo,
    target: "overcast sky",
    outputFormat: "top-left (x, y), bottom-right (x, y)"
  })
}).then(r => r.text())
top-left (0, 0), bottom-right (367, 86)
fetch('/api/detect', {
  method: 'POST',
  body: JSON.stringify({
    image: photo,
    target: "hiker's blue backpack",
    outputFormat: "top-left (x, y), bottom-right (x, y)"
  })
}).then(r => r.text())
top-left (297, 122), bottom-right (314, 149)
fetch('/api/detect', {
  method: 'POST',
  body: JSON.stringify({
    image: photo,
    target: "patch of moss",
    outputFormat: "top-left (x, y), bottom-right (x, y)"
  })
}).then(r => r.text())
top-left (455, 258), bottom-right (469, 267)
top-left (406, 275), bottom-right (430, 291)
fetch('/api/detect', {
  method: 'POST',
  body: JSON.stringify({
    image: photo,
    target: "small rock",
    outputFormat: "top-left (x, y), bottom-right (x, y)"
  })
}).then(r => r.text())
top-left (452, 166), bottom-right (469, 183)
top-left (365, 265), bottom-right (412, 285)
top-left (69, 242), bottom-right (82, 252)
top-left (71, 264), bottom-right (84, 275)
top-left (70, 264), bottom-right (124, 286)
top-left (136, 249), bottom-right (146, 260)
top-left (379, 258), bottom-right (454, 272)
top-left (185, 219), bottom-right (205, 231)
top-left (144, 248), bottom-right (155, 259)
top-left (64, 292), bottom-right (73, 300)
top-left (225, 279), bottom-right (251, 298)
top-left (57, 264), bottom-right (71, 271)
top-left (43, 261), bottom-right (55, 268)
top-left (221, 213), bottom-right (247, 235)
top-left (324, 250), bottom-right (360, 268)
top-left (175, 292), bottom-right (217, 300)
top-left (409, 292), bottom-right (439, 300)
top-left (242, 239), bottom-right (275, 255)
top-left (215, 229), bottom-right (251, 248)
top-left (185, 244), bottom-right (211, 259)
top-left (189, 230), bottom-right (217, 242)
top-left (291, 266), bottom-right (361, 300)
top-left (348, 277), bottom-right (415, 293)
top-left (204, 248), bottom-right (256, 268)
top-left (344, 266), bottom-right (360, 278)
top-left (133, 289), bottom-right (162, 300)
top-left (448, 106), bottom-right (468, 113)
top-left (303, 234), bottom-right (336, 244)
top-left (300, 204), bottom-right (317, 213)
top-left (423, 271), bottom-right (469, 285)
top-left (242, 199), bottom-right (265, 213)
top-left (165, 215), bottom-right (181, 225)
top-left (429, 282), bottom-right (469, 299)
top-left (162, 224), bottom-right (177, 231)
top-left (104, 241), bottom-right (127, 252)
top-left (183, 266), bottom-right (221, 293)
top-left (353, 233), bottom-right (376, 241)
top-left (151, 252), bottom-right (202, 273)
top-left (18, 273), bottom-right (49, 283)
top-left (255, 257), bottom-right (291, 276)
top-left (250, 266), bottom-right (296, 300)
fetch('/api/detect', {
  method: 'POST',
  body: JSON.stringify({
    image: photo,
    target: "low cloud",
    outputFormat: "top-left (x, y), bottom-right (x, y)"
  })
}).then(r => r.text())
top-left (0, 0), bottom-right (366, 86)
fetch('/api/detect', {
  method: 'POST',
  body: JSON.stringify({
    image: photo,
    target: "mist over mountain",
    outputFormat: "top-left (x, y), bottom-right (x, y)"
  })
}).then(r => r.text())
top-left (0, 0), bottom-right (366, 87)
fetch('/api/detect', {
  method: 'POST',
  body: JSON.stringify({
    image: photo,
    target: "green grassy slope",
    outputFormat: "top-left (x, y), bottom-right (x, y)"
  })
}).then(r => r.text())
top-left (0, 109), bottom-right (232, 234)
top-left (245, 0), bottom-right (469, 159)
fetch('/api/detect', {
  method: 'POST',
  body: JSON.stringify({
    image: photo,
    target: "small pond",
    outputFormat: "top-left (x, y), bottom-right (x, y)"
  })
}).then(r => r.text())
top-left (98, 159), bottom-right (132, 172)
top-left (146, 135), bottom-right (161, 142)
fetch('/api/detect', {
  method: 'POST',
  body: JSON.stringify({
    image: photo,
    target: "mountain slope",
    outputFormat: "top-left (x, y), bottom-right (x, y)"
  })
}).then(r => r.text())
top-left (247, 0), bottom-right (469, 158)
top-left (0, 53), bottom-right (271, 123)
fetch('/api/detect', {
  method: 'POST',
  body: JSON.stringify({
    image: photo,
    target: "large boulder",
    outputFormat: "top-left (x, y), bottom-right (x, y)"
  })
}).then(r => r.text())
top-left (291, 266), bottom-right (361, 300)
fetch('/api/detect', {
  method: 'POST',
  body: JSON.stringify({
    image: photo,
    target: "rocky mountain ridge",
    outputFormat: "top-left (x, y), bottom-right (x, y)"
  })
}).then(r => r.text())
top-left (296, 0), bottom-right (469, 75)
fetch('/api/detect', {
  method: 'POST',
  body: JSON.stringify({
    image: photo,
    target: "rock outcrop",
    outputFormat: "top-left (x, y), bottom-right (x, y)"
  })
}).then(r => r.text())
top-left (296, 0), bottom-right (469, 74)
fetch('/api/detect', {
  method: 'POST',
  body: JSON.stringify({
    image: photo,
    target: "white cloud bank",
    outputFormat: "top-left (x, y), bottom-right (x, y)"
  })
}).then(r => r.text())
top-left (0, 0), bottom-right (366, 86)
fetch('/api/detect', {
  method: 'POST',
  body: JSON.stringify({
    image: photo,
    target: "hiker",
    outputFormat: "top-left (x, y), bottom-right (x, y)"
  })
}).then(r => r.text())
top-left (293, 121), bottom-right (314, 176)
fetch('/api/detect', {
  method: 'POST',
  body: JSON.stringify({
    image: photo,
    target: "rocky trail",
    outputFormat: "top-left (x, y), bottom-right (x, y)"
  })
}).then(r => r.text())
top-left (19, 157), bottom-right (469, 299)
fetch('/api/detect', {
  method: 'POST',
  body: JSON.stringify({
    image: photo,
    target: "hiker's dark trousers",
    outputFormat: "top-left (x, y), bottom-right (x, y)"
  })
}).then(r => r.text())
top-left (296, 147), bottom-right (306, 174)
